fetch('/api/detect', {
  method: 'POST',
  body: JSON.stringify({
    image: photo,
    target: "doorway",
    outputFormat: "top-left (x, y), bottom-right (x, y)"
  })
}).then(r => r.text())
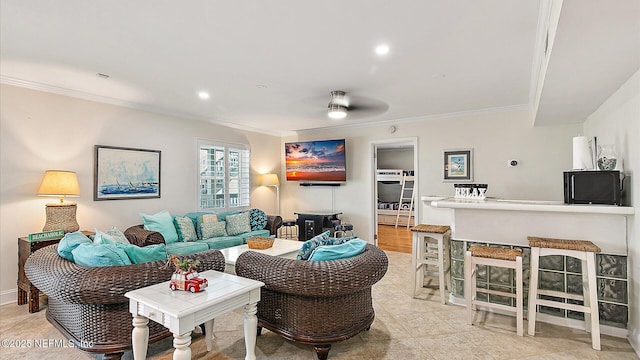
top-left (369, 137), bottom-right (418, 253)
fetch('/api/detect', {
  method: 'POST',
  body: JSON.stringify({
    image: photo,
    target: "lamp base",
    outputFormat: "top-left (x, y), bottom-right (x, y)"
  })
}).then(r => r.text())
top-left (43, 204), bottom-right (79, 233)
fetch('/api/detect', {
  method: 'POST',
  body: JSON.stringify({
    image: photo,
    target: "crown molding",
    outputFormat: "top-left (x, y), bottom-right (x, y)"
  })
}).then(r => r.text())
top-left (0, 76), bottom-right (283, 137)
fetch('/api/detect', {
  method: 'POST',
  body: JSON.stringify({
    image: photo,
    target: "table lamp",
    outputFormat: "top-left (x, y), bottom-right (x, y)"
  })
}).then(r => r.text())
top-left (37, 170), bottom-right (80, 233)
top-left (261, 173), bottom-right (280, 215)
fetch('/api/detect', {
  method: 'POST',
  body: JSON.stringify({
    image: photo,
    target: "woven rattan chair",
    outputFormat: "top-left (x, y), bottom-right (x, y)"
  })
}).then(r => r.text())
top-left (235, 243), bottom-right (388, 360)
top-left (24, 245), bottom-right (225, 359)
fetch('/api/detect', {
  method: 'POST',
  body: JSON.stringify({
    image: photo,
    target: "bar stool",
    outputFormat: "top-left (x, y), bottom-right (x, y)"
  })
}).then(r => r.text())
top-left (334, 223), bottom-right (354, 238)
top-left (465, 246), bottom-right (523, 336)
top-left (280, 220), bottom-right (297, 240)
top-left (410, 224), bottom-right (451, 304)
top-left (527, 236), bottom-right (601, 350)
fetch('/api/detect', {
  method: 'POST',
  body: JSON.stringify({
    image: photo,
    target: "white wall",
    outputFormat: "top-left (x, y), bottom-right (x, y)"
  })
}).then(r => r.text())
top-left (0, 84), bottom-right (281, 302)
top-left (281, 108), bottom-right (583, 242)
top-left (584, 69), bottom-right (639, 353)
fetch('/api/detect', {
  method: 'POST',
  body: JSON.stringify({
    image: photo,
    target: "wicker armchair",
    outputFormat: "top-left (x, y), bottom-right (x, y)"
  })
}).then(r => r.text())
top-left (24, 245), bottom-right (225, 359)
top-left (235, 243), bottom-right (388, 360)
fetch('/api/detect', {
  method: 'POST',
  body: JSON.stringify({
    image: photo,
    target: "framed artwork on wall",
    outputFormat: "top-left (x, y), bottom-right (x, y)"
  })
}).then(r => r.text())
top-left (443, 149), bottom-right (473, 182)
top-left (94, 145), bottom-right (161, 200)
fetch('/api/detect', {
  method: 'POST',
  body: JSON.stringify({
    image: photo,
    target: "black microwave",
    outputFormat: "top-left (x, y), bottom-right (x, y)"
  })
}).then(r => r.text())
top-left (563, 170), bottom-right (622, 205)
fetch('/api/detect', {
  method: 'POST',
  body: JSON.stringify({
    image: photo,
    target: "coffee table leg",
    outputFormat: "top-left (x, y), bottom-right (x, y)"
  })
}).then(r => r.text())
top-left (243, 302), bottom-right (258, 360)
top-left (173, 331), bottom-right (192, 360)
top-left (131, 315), bottom-right (149, 360)
top-left (204, 319), bottom-right (215, 351)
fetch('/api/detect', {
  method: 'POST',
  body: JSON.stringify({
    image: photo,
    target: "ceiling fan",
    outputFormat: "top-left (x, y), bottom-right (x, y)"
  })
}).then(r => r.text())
top-left (325, 90), bottom-right (388, 120)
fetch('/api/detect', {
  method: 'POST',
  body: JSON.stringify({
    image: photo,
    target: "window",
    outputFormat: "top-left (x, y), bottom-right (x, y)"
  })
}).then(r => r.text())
top-left (198, 139), bottom-right (250, 211)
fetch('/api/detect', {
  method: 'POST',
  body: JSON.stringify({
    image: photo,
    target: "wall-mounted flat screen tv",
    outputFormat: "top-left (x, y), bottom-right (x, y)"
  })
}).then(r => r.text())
top-left (285, 139), bottom-right (346, 182)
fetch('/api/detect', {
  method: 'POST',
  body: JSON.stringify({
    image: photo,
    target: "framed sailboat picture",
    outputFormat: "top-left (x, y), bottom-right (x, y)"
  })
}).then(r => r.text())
top-left (94, 145), bottom-right (161, 200)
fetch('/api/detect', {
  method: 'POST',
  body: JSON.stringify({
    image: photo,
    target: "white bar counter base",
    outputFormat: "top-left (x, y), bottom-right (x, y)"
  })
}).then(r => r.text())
top-left (426, 197), bottom-right (634, 255)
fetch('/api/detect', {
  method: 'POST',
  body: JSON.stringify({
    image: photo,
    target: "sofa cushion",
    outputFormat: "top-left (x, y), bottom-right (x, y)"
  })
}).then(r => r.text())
top-left (71, 243), bottom-right (132, 267)
top-left (165, 241), bottom-right (209, 255)
top-left (105, 227), bottom-right (130, 244)
top-left (226, 212), bottom-right (251, 236)
top-left (119, 243), bottom-right (168, 264)
top-left (216, 210), bottom-right (242, 222)
top-left (199, 236), bottom-right (244, 249)
top-left (201, 221), bottom-right (227, 239)
top-left (174, 216), bottom-right (198, 242)
top-left (58, 231), bottom-right (93, 262)
top-left (141, 210), bottom-right (179, 243)
top-left (239, 229), bottom-right (271, 241)
top-left (249, 208), bottom-right (268, 231)
top-left (295, 230), bottom-right (331, 260)
top-left (309, 239), bottom-right (368, 261)
top-left (184, 212), bottom-right (217, 240)
top-left (93, 228), bottom-right (130, 245)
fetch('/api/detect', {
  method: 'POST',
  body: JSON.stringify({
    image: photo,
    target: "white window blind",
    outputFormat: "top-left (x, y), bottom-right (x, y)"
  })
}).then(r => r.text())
top-left (198, 139), bottom-right (250, 211)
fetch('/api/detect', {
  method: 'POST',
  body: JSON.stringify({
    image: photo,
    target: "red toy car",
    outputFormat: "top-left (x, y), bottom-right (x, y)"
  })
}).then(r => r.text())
top-left (169, 271), bottom-right (208, 293)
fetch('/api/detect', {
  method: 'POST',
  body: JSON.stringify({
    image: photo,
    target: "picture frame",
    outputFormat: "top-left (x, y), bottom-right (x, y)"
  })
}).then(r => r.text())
top-left (443, 149), bottom-right (473, 182)
top-left (94, 145), bottom-right (161, 200)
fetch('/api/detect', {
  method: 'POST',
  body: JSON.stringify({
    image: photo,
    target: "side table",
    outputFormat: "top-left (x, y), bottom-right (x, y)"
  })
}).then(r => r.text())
top-left (126, 270), bottom-right (264, 360)
top-left (17, 231), bottom-right (92, 313)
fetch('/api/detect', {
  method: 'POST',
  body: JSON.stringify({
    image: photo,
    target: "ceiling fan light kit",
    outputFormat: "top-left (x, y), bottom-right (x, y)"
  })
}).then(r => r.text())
top-left (327, 104), bottom-right (348, 119)
top-left (327, 90), bottom-right (348, 119)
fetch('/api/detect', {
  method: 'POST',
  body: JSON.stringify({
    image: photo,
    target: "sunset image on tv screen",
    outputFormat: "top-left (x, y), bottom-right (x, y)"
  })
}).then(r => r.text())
top-left (285, 139), bottom-right (346, 181)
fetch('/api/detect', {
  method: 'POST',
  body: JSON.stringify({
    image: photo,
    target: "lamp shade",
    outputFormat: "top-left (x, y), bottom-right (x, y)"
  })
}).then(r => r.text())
top-left (37, 170), bottom-right (80, 200)
top-left (261, 173), bottom-right (280, 187)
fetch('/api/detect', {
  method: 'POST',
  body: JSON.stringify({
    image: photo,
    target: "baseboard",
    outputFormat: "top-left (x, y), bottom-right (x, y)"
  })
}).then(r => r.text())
top-left (0, 288), bottom-right (17, 306)
top-left (628, 327), bottom-right (640, 357)
top-left (448, 295), bottom-right (628, 338)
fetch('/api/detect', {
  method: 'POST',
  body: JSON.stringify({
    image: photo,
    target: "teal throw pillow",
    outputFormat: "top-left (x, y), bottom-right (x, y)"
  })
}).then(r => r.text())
top-left (226, 212), bottom-right (251, 236)
top-left (309, 239), bottom-right (368, 261)
top-left (71, 243), bottom-right (132, 267)
top-left (57, 231), bottom-right (92, 262)
top-left (119, 243), bottom-right (167, 264)
top-left (202, 221), bottom-right (227, 238)
top-left (174, 216), bottom-right (198, 242)
top-left (249, 208), bottom-right (268, 231)
top-left (140, 210), bottom-right (179, 243)
top-left (295, 230), bottom-right (331, 260)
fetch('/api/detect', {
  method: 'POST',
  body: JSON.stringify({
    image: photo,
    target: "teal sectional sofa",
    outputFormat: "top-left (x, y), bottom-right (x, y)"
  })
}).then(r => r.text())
top-left (124, 208), bottom-right (283, 255)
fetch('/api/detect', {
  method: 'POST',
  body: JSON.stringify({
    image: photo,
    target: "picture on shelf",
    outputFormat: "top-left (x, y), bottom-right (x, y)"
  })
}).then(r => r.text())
top-left (443, 149), bottom-right (473, 181)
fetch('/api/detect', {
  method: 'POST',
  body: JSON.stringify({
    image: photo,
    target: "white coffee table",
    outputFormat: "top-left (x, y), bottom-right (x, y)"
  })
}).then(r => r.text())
top-left (125, 270), bottom-right (264, 360)
top-left (220, 238), bottom-right (302, 273)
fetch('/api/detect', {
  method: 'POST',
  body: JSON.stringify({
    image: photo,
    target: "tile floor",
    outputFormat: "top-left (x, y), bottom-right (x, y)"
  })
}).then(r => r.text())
top-left (0, 250), bottom-right (637, 359)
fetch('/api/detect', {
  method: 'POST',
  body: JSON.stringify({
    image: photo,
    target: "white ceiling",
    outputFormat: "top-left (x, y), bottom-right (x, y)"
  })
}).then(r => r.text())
top-left (1, 1), bottom-right (638, 135)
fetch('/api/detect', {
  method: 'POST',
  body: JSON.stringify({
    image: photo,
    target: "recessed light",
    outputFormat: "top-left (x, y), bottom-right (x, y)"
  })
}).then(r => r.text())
top-left (197, 91), bottom-right (210, 100)
top-left (375, 44), bottom-right (390, 56)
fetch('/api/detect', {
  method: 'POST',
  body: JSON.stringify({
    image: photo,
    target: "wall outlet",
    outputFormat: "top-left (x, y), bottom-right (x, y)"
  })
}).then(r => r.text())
top-left (508, 160), bottom-right (518, 167)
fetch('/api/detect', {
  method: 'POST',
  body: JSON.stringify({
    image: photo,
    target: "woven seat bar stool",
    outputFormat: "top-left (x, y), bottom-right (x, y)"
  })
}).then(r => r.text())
top-left (280, 219), bottom-right (297, 240)
top-left (527, 236), bottom-right (601, 350)
top-left (410, 224), bottom-right (451, 304)
top-left (465, 246), bottom-right (523, 336)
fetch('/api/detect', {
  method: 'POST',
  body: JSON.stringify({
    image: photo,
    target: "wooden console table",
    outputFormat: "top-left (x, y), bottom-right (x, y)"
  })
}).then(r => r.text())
top-left (17, 231), bottom-right (93, 313)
